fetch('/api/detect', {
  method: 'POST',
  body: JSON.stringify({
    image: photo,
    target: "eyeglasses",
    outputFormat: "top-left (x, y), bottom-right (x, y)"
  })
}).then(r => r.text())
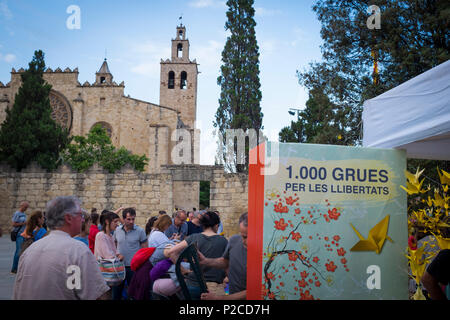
top-left (70, 211), bottom-right (85, 220)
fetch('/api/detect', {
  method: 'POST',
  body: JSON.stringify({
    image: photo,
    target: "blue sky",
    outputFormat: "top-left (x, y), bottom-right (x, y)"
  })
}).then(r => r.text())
top-left (0, 0), bottom-right (323, 165)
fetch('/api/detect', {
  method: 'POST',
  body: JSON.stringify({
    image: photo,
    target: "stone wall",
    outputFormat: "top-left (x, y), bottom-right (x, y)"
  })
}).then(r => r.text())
top-left (0, 163), bottom-right (248, 238)
top-left (210, 172), bottom-right (249, 237)
top-left (161, 165), bottom-right (248, 237)
top-left (0, 163), bottom-right (173, 232)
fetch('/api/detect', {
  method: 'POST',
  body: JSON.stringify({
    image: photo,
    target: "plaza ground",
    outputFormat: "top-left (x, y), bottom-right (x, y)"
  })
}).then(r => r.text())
top-left (0, 235), bottom-right (15, 299)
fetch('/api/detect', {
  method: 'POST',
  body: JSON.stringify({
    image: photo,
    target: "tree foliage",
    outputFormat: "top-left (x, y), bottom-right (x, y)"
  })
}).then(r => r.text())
top-left (0, 50), bottom-right (71, 171)
top-left (279, 88), bottom-right (347, 145)
top-left (62, 124), bottom-right (148, 173)
top-left (288, 0), bottom-right (449, 145)
top-left (214, 0), bottom-right (263, 173)
top-left (199, 180), bottom-right (210, 209)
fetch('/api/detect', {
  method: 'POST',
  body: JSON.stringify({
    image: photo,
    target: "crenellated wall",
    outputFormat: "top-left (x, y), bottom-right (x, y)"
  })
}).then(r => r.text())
top-left (0, 67), bottom-right (191, 174)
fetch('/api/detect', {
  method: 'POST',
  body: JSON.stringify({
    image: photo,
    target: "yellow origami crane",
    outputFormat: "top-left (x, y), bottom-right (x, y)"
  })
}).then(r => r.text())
top-left (431, 233), bottom-right (450, 250)
top-left (406, 168), bottom-right (425, 185)
top-left (350, 215), bottom-right (393, 254)
top-left (406, 242), bottom-right (436, 300)
top-left (437, 168), bottom-right (450, 185)
top-left (407, 246), bottom-right (428, 284)
top-left (401, 168), bottom-right (430, 195)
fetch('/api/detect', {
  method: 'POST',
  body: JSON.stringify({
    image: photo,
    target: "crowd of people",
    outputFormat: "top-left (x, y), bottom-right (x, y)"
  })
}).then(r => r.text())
top-left (10, 197), bottom-right (248, 300)
top-left (10, 197), bottom-right (448, 300)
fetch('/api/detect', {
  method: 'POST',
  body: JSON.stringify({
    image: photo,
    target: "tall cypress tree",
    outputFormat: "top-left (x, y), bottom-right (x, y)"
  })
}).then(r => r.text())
top-left (214, 0), bottom-right (263, 173)
top-left (0, 50), bottom-right (70, 171)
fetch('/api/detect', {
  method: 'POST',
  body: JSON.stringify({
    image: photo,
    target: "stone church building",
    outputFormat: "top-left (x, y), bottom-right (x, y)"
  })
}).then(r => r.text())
top-left (0, 25), bottom-right (251, 235)
top-left (0, 24), bottom-right (200, 174)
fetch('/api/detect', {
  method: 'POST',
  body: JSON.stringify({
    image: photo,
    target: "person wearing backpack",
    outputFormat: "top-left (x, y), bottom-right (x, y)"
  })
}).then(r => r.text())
top-left (19, 210), bottom-right (47, 256)
top-left (11, 201), bottom-right (29, 274)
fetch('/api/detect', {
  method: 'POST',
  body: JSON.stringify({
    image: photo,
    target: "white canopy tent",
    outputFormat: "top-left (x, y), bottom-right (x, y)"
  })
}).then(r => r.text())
top-left (362, 60), bottom-right (450, 160)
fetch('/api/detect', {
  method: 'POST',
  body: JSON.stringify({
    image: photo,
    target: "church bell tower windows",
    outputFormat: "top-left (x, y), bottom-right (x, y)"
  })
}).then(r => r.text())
top-left (177, 43), bottom-right (183, 58)
top-left (168, 71), bottom-right (175, 89)
top-left (180, 71), bottom-right (187, 90)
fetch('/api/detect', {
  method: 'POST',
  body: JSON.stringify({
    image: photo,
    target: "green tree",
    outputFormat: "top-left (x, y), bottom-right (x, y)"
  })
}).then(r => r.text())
top-left (279, 88), bottom-right (347, 145)
top-left (294, 1), bottom-right (450, 202)
top-left (199, 181), bottom-right (210, 209)
top-left (214, 0), bottom-right (263, 173)
top-left (0, 50), bottom-right (70, 171)
top-left (62, 124), bottom-right (148, 173)
top-left (296, 0), bottom-right (449, 145)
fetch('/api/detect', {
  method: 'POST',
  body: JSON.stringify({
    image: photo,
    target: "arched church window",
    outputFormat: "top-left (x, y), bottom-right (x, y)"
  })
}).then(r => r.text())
top-left (180, 71), bottom-right (187, 90)
top-left (168, 71), bottom-right (175, 89)
top-left (177, 43), bottom-right (183, 58)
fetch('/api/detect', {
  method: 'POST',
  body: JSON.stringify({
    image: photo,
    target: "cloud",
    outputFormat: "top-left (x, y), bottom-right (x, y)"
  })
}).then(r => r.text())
top-left (129, 41), bottom-right (170, 77)
top-left (0, 52), bottom-right (16, 63)
top-left (0, 0), bottom-right (13, 20)
top-left (188, 0), bottom-right (226, 9)
top-left (260, 40), bottom-right (276, 53)
top-left (131, 62), bottom-right (159, 76)
top-left (255, 7), bottom-right (282, 17)
top-left (3, 53), bottom-right (15, 62)
top-left (191, 40), bottom-right (223, 73)
top-left (289, 27), bottom-right (308, 47)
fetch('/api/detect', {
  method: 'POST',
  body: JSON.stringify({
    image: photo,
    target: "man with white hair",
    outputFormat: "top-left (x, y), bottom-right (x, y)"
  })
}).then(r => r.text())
top-left (13, 196), bottom-right (110, 300)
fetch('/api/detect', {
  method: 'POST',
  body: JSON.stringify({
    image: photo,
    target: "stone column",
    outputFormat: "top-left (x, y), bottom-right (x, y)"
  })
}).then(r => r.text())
top-left (71, 93), bottom-right (85, 136)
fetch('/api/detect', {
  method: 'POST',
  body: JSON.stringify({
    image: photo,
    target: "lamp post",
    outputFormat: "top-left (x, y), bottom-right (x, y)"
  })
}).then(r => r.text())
top-left (288, 108), bottom-right (301, 121)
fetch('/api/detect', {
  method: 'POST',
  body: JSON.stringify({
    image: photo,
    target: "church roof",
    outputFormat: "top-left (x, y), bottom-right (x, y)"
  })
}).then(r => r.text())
top-left (98, 59), bottom-right (111, 74)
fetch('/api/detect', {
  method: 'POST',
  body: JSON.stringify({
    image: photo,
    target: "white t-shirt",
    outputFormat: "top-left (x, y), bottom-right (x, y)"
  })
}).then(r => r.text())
top-left (148, 229), bottom-right (170, 248)
top-left (13, 230), bottom-right (110, 300)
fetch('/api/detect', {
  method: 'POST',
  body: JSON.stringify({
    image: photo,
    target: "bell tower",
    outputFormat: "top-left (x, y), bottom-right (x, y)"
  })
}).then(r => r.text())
top-left (160, 24), bottom-right (199, 129)
top-left (95, 58), bottom-right (113, 85)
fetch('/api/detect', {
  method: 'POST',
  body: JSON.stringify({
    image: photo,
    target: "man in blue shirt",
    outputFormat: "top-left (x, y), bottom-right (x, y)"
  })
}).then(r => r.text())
top-left (187, 211), bottom-right (203, 236)
top-left (11, 201), bottom-right (29, 274)
top-left (165, 210), bottom-right (188, 240)
top-left (113, 207), bottom-right (147, 300)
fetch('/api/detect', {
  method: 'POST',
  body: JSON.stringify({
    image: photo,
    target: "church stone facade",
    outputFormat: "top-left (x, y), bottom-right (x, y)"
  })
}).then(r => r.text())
top-left (0, 25), bottom-right (252, 234)
top-left (0, 24), bottom-right (200, 174)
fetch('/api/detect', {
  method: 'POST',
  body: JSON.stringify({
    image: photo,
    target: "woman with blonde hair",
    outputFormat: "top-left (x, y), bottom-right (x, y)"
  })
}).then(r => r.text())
top-left (148, 214), bottom-right (173, 247)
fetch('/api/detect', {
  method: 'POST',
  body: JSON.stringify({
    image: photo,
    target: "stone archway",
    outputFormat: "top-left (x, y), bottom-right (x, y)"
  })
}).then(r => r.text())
top-left (49, 90), bottom-right (73, 132)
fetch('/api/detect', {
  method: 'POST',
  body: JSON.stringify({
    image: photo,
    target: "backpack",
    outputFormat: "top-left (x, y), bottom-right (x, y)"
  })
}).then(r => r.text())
top-left (10, 227), bottom-right (21, 242)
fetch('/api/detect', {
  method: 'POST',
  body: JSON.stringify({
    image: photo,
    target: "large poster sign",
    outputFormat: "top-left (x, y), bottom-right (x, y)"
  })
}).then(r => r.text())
top-left (247, 142), bottom-right (408, 300)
